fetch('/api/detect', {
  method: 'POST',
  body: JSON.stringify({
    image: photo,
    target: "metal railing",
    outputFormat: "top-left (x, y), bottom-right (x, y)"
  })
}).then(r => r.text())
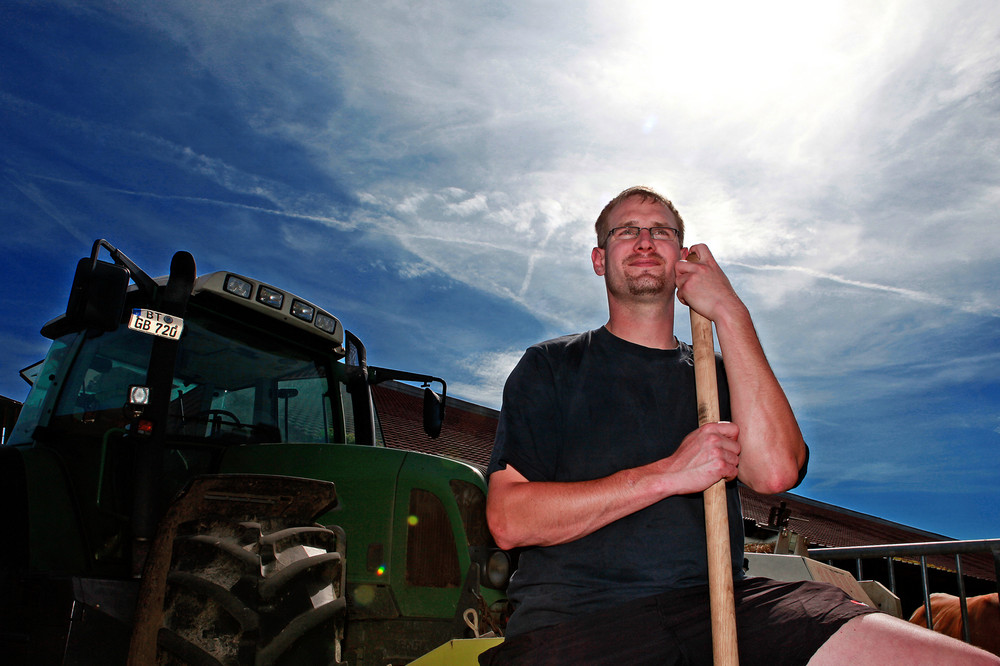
top-left (810, 539), bottom-right (1000, 644)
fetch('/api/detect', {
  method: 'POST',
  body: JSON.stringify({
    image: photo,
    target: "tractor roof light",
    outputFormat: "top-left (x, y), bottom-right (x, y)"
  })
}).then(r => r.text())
top-left (194, 272), bottom-right (345, 346)
top-left (314, 311), bottom-right (337, 334)
top-left (223, 274), bottom-right (253, 299)
top-left (291, 299), bottom-right (315, 323)
top-left (256, 285), bottom-right (284, 309)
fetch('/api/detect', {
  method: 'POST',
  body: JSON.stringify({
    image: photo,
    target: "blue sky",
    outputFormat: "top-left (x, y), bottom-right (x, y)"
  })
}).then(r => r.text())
top-left (2, 0), bottom-right (998, 540)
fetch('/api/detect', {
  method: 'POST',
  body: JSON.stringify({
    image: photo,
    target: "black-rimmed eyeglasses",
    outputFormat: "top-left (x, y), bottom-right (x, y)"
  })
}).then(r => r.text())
top-left (605, 225), bottom-right (679, 245)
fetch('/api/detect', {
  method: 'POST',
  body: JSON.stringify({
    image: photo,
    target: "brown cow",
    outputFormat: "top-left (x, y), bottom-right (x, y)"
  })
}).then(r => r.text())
top-left (909, 592), bottom-right (1000, 656)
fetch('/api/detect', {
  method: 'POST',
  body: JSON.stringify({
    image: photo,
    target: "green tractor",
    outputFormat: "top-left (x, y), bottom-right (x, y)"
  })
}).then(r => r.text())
top-left (0, 240), bottom-right (510, 665)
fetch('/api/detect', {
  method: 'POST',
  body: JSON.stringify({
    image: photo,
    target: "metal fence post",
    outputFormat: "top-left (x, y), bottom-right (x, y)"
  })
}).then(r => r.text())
top-left (920, 555), bottom-right (932, 629)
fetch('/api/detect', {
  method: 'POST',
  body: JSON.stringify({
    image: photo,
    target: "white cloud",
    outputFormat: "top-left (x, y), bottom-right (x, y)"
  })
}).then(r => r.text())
top-left (450, 348), bottom-right (527, 409)
top-left (95, 1), bottom-right (997, 345)
top-left (396, 262), bottom-right (437, 280)
top-left (6, 0), bottom-right (998, 535)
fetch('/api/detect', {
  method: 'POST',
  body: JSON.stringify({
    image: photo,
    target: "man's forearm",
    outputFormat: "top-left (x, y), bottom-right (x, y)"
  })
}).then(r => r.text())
top-left (486, 466), bottom-right (664, 549)
top-left (714, 302), bottom-right (806, 494)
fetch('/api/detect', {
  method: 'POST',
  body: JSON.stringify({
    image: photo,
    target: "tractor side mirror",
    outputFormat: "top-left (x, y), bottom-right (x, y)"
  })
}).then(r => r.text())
top-left (368, 366), bottom-right (447, 440)
top-left (64, 257), bottom-right (130, 332)
top-left (423, 386), bottom-right (445, 439)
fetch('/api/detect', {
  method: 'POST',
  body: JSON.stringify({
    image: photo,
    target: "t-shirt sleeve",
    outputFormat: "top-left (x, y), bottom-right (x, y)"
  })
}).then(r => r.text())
top-left (487, 346), bottom-right (560, 482)
top-left (717, 353), bottom-right (732, 422)
top-left (792, 443), bottom-right (810, 487)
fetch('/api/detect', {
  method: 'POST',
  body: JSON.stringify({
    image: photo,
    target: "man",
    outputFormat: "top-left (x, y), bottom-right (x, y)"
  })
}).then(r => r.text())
top-left (480, 186), bottom-right (998, 664)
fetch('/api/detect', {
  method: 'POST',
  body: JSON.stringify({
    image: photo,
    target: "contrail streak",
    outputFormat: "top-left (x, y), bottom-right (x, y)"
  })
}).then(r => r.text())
top-left (727, 261), bottom-right (999, 318)
top-left (18, 172), bottom-right (353, 230)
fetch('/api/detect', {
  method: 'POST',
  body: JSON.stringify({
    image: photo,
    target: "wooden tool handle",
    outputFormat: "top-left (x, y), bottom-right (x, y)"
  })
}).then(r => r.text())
top-left (688, 251), bottom-right (739, 666)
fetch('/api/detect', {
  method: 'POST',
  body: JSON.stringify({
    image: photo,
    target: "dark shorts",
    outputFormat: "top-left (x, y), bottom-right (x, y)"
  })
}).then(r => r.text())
top-left (478, 577), bottom-right (878, 666)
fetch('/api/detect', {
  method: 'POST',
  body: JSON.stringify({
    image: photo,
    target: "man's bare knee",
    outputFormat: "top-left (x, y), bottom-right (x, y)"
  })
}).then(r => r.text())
top-left (808, 613), bottom-right (1000, 665)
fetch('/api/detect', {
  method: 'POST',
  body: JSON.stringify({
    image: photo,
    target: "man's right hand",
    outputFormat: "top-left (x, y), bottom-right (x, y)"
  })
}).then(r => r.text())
top-left (655, 421), bottom-right (741, 495)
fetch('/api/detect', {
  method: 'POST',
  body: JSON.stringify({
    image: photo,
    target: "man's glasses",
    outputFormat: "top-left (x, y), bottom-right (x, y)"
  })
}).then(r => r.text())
top-left (605, 226), bottom-right (679, 245)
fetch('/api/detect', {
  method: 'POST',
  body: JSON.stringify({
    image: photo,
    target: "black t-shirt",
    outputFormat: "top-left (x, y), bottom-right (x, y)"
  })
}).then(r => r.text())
top-left (487, 327), bottom-right (745, 636)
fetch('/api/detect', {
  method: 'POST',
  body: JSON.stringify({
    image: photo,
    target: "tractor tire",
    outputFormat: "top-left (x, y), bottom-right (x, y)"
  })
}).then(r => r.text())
top-left (156, 519), bottom-right (346, 666)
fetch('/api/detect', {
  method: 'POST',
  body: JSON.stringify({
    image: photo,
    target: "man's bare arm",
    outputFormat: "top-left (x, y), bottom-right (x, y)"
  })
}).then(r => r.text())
top-left (486, 421), bottom-right (740, 550)
top-left (676, 244), bottom-right (807, 494)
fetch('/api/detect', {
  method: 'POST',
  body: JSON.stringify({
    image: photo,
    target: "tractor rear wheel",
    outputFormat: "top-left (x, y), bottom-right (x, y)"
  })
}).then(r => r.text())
top-left (157, 519), bottom-right (346, 666)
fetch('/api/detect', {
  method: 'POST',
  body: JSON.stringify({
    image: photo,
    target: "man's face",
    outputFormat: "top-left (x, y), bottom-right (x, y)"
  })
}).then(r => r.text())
top-left (591, 196), bottom-right (684, 300)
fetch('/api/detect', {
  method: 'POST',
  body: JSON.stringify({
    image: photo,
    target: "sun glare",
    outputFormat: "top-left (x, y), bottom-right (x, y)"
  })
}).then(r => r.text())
top-left (605, 2), bottom-right (859, 111)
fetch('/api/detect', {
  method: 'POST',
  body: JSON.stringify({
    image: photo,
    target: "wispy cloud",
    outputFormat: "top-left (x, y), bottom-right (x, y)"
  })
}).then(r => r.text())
top-left (3, 0), bottom-right (998, 538)
top-left (450, 349), bottom-right (528, 409)
top-left (21, 171), bottom-right (354, 229)
top-left (4, 169), bottom-right (92, 246)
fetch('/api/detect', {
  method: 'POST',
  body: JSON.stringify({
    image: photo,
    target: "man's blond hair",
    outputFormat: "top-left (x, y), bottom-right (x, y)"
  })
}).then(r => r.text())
top-left (595, 186), bottom-right (685, 248)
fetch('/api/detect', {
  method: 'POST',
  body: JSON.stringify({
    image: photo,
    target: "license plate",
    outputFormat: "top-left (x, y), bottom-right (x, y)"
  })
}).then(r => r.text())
top-left (128, 308), bottom-right (184, 340)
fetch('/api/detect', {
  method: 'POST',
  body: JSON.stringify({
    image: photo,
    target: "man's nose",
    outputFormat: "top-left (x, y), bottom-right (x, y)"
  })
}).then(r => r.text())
top-left (633, 227), bottom-right (656, 248)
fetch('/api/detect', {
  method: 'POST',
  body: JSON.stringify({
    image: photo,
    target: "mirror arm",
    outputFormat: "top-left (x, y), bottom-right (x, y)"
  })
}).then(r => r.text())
top-left (90, 239), bottom-right (158, 299)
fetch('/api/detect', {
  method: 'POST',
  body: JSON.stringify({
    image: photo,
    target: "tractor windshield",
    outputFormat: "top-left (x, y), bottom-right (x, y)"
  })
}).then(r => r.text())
top-left (9, 310), bottom-right (370, 448)
top-left (164, 315), bottom-right (347, 445)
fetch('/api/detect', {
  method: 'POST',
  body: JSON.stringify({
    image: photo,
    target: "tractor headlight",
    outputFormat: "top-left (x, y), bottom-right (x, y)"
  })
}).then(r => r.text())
top-left (126, 384), bottom-right (150, 420)
top-left (128, 384), bottom-right (150, 406)
top-left (483, 550), bottom-right (511, 590)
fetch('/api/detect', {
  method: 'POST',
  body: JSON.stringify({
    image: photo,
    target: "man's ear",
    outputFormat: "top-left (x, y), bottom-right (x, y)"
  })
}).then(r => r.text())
top-left (591, 246), bottom-right (606, 276)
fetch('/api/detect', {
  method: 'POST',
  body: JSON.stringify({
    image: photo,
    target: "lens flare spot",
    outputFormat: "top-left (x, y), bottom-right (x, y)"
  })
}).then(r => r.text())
top-left (376, 565), bottom-right (386, 576)
top-left (407, 515), bottom-right (419, 527)
top-left (354, 584), bottom-right (376, 606)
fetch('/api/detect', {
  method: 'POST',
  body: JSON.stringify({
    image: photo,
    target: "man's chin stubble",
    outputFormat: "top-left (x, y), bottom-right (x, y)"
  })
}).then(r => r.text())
top-left (625, 275), bottom-right (667, 297)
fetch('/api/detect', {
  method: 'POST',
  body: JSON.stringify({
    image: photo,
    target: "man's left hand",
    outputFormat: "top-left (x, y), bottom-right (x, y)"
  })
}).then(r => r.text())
top-left (675, 244), bottom-right (743, 322)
